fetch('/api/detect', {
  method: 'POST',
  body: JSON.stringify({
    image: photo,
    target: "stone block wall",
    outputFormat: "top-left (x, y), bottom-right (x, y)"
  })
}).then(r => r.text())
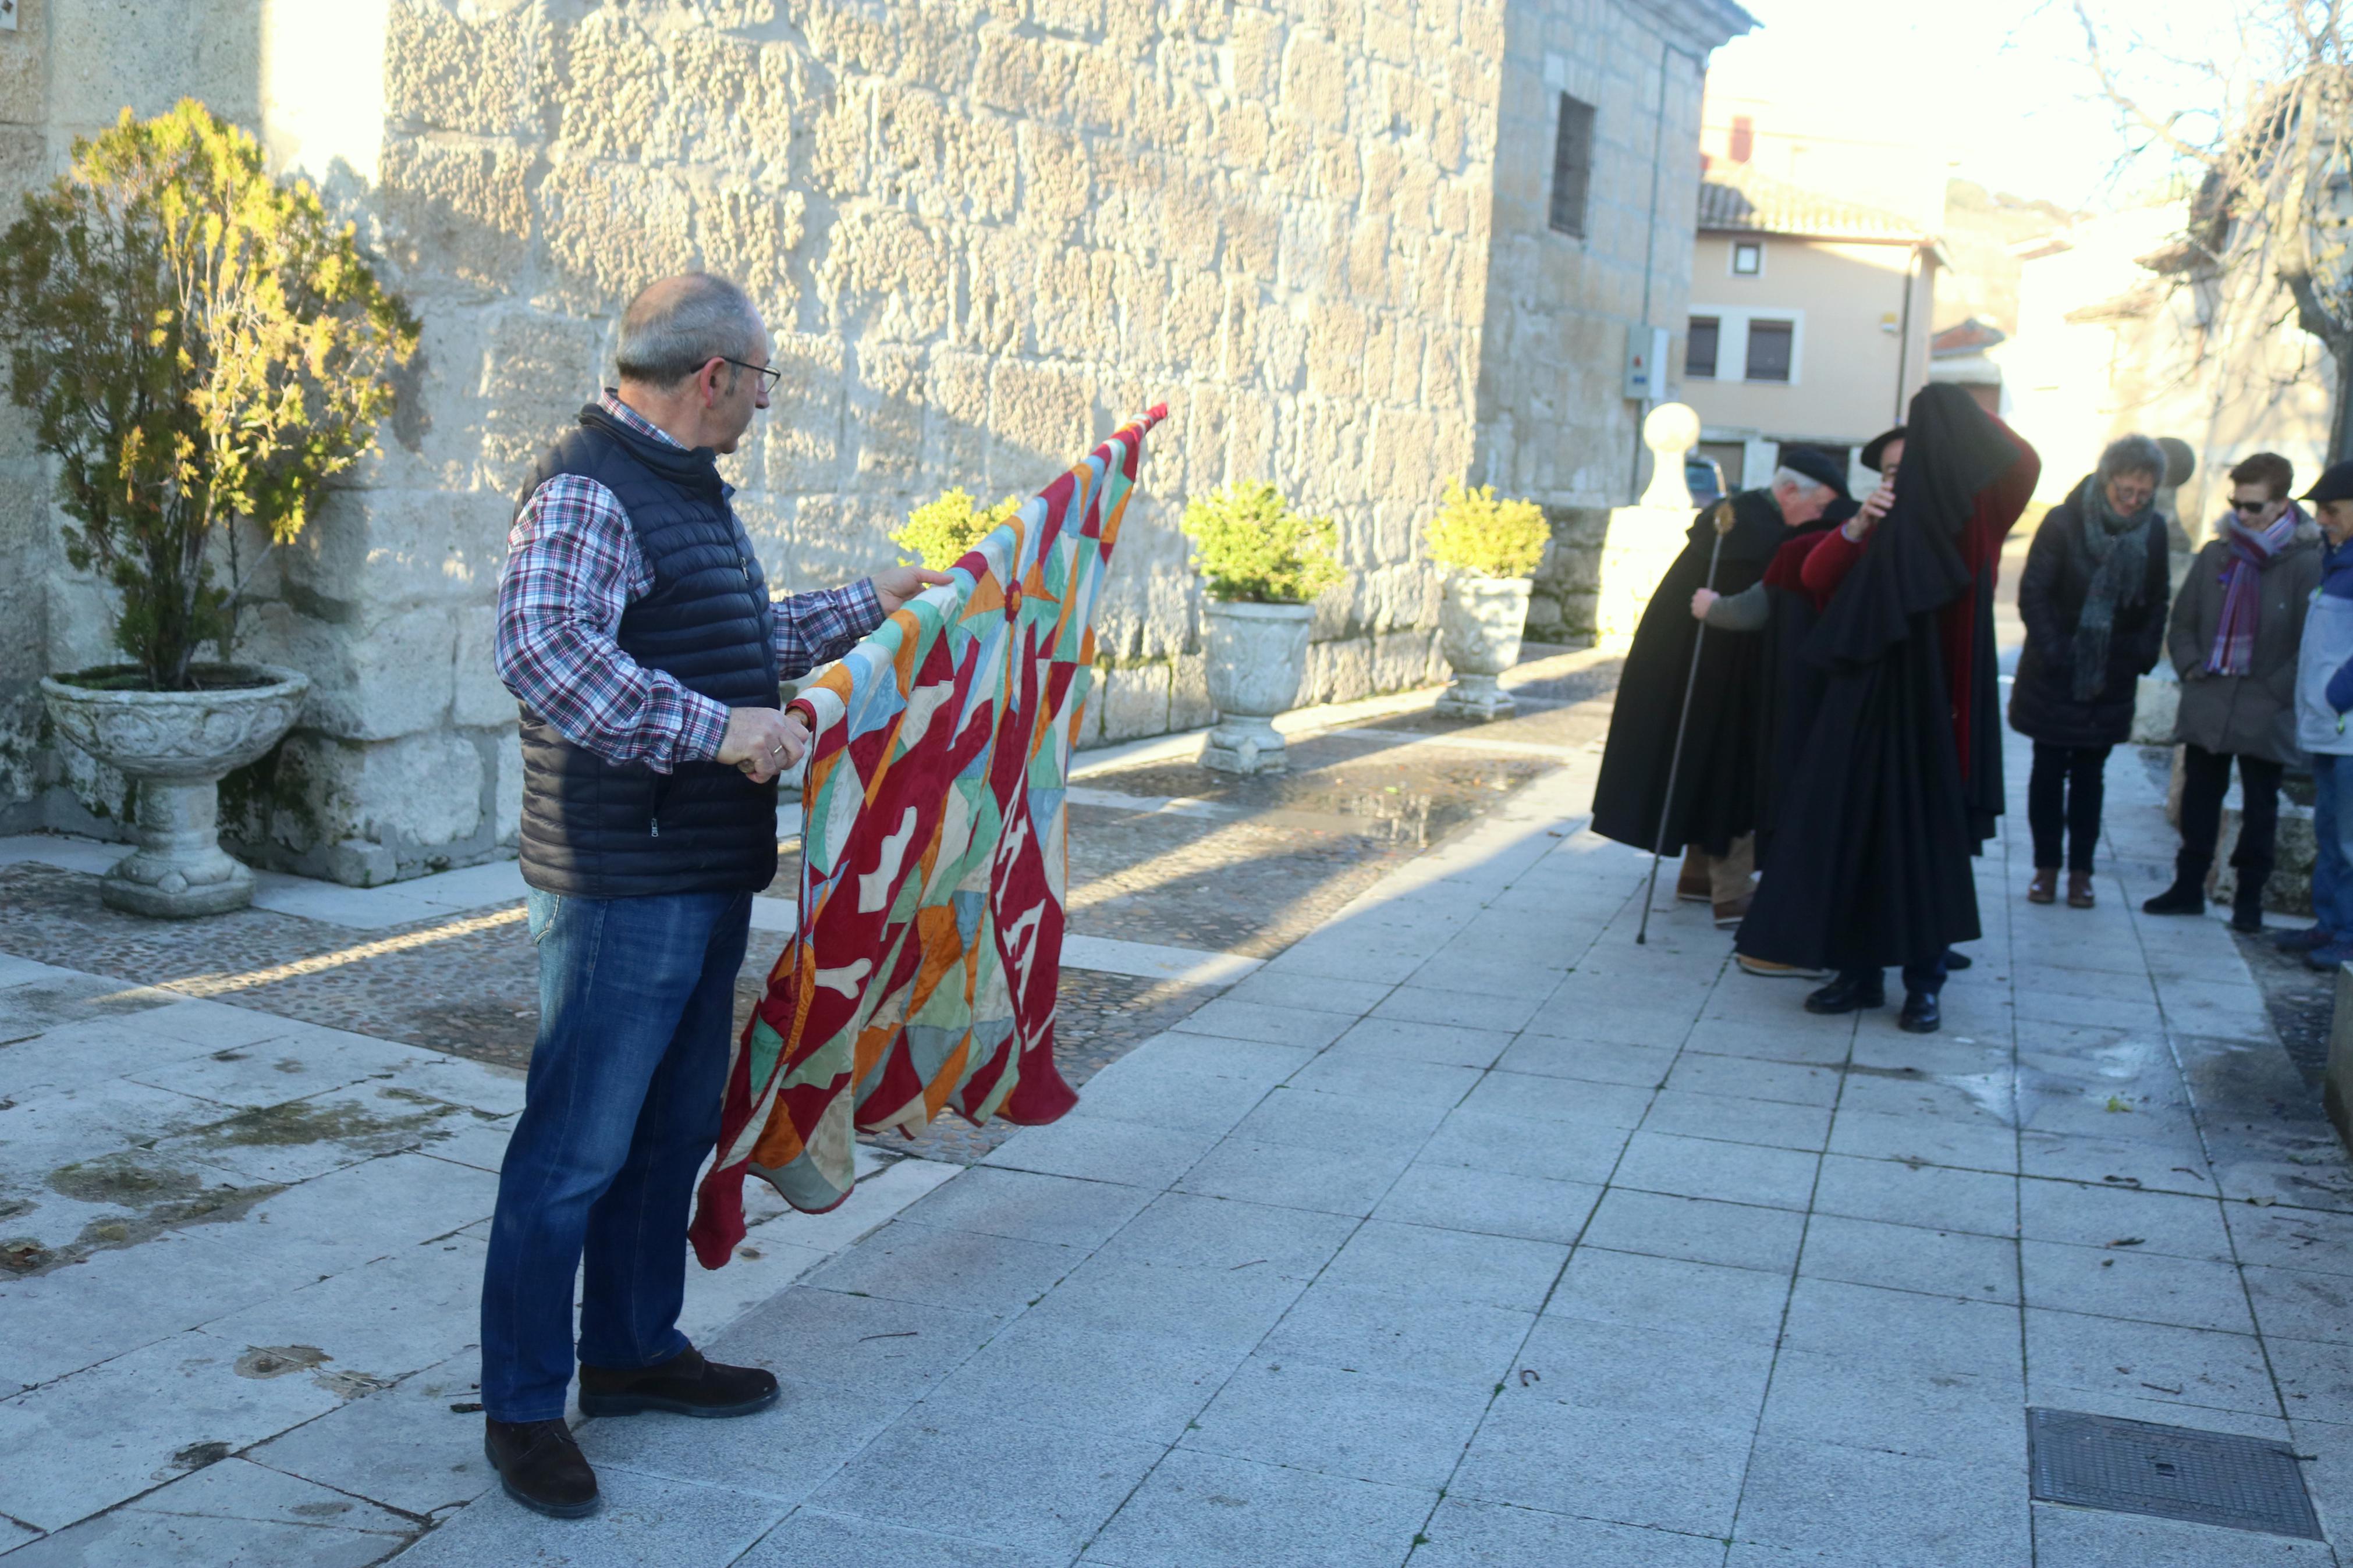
top-left (3, 0), bottom-right (1748, 881)
top-left (1479, 0), bottom-right (1713, 646)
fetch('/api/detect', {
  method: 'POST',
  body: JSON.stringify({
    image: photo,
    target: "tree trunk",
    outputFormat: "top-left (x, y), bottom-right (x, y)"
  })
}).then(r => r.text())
top-left (2335, 344), bottom-right (2353, 465)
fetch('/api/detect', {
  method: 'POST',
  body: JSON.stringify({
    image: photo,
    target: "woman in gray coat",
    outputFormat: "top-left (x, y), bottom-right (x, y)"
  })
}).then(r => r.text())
top-left (2145, 452), bottom-right (2321, 929)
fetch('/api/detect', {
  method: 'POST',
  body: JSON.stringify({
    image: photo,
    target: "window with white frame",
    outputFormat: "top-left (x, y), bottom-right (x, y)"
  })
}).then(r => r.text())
top-left (1684, 307), bottom-right (1805, 386)
top-left (1744, 319), bottom-right (1794, 382)
top-left (1731, 240), bottom-right (1763, 276)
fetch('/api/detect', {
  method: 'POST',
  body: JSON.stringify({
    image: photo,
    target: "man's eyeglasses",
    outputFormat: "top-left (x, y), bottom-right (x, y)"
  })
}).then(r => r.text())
top-left (718, 357), bottom-right (781, 395)
top-left (2233, 499), bottom-right (2277, 514)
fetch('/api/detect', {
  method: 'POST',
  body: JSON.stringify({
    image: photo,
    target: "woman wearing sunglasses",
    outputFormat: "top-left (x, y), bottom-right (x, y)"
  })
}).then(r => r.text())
top-left (2145, 453), bottom-right (2320, 930)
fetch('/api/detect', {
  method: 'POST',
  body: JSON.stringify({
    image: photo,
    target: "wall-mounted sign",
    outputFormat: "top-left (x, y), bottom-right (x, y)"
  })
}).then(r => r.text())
top-left (0, 0), bottom-right (17, 33)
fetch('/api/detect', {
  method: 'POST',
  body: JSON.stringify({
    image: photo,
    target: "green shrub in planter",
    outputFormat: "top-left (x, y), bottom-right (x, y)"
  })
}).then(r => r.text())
top-left (892, 487), bottom-right (1020, 571)
top-left (1179, 481), bottom-right (1343, 605)
top-left (0, 99), bottom-right (417, 691)
top-left (1425, 479), bottom-right (1548, 579)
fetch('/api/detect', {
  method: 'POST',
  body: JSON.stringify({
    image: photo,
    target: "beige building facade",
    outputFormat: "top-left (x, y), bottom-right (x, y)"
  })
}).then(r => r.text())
top-left (1680, 159), bottom-right (1937, 493)
top-left (0, 0), bottom-right (1749, 884)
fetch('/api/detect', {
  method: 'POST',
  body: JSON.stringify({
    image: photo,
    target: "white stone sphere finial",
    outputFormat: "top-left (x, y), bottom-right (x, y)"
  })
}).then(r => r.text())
top-left (1638, 403), bottom-right (1701, 510)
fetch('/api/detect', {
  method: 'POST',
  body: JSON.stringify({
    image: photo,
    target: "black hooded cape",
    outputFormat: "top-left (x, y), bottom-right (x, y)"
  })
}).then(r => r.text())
top-left (1735, 386), bottom-right (2025, 971)
top-left (1591, 488), bottom-right (1795, 856)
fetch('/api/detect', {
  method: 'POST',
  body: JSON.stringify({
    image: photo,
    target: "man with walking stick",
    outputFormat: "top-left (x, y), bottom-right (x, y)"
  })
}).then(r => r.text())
top-left (1591, 451), bottom-right (1847, 929)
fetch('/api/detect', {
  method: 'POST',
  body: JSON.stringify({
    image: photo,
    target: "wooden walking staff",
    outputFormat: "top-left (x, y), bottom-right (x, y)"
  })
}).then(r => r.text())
top-left (1637, 499), bottom-right (1736, 945)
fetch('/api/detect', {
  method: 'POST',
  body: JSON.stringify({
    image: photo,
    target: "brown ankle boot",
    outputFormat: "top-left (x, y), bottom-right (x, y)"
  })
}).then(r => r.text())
top-left (1676, 846), bottom-right (1710, 904)
top-left (485, 1418), bottom-right (598, 1518)
top-left (2027, 868), bottom-right (2057, 904)
top-left (2067, 870), bottom-right (2096, 908)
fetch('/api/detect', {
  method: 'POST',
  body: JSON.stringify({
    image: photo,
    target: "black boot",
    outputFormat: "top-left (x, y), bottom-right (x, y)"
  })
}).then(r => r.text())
top-left (485, 1418), bottom-right (598, 1518)
top-left (2142, 855), bottom-right (2207, 917)
top-left (1898, 991), bottom-right (1942, 1033)
top-left (2232, 863), bottom-right (2270, 933)
top-left (577, 1346), bottom-right (780, 1419)
top-left (1805, 973), bottom-right (1886, 1014)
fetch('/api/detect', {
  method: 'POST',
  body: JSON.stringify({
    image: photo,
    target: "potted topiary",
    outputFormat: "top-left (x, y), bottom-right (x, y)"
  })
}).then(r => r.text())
top-left (1426, 479), bottom-right (1548, 719)
top-left (1180, 481), bottom-right (1343, 774)
top-left (0, 102), bottom-right (417, 917)
top-left (891, 486), bottom-right (1020, 570)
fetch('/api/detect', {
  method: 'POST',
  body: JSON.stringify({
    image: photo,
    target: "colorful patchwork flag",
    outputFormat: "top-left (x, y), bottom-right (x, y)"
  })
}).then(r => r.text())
top-left (688, 406), bottom-right (1166, 1268)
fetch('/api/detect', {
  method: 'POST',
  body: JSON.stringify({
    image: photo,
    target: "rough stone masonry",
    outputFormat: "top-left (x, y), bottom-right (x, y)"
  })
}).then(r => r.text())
top-left (0, 0), bottom-right (1747, 884)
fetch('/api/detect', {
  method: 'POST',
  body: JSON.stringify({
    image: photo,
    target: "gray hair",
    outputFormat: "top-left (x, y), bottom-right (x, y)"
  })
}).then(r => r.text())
top-left (1770, 466), bottom-right (1830, 497)
top-left (2096, 433), bottom-right (2167, 486)
top-left (614, 273), bottom-right (764, 387)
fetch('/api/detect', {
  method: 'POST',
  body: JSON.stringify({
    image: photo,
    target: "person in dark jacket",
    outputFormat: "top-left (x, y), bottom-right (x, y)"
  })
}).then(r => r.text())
top-left (2144, 453), bottom-right (2320, 929)
top-left (2287, 463), bottom-right (2353, 970)
top-left (2008, 435), bottom-right (2173, 908)
top-left (1590, 449), bottom-right (1846, 927)
top-left (480, 273), bottom-right (947, 1517)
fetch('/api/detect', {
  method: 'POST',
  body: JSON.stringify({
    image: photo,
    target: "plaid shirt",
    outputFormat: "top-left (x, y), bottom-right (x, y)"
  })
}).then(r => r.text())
top-left (494, 393), bottom-right (883, 773)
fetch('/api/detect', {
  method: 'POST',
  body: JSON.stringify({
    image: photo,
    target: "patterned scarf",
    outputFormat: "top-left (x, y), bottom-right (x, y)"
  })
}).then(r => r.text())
top-left (2070, 474), bottom-right (2159, 702)
top-left (2207, 506), bottom-right (2301, 675)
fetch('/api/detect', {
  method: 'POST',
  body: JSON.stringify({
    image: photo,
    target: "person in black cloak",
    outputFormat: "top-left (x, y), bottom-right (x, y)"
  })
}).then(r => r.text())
top-left (1732, 385), bottom-right (2040, 1033)
top-left (1702, 488), bottom-right (1859, 980)
top-left (1591, 449), bottom-right (1848, 927)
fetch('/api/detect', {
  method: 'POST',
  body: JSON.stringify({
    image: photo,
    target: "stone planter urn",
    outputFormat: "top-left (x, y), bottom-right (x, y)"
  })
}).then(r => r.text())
top-left (40, 664), bottom-right (310, 918)
top-left (1201, 600), bottom-right (1314, 774)
top-left (1435, 575), bottom-right (1534, 720)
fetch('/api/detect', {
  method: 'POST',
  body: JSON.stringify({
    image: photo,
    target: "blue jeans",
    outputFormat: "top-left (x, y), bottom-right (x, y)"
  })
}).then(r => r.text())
top-left (1837, 955), bottom-right (1948, 998)
top-left (480, 888), bottom-right (752, 1423)
top-left (2313, 756), bottom-right (2353, 942)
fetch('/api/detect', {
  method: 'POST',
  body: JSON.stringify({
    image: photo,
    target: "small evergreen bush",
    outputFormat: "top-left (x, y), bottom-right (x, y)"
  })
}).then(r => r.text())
top-left (892, 487), bottom-right (1020, 571)
top-left (1425, 480), bottom-right (1548, 579)
top-left (1180, 481), bottom-right (1343, 605)
top-left (0, 100), bottom-right (417, 689)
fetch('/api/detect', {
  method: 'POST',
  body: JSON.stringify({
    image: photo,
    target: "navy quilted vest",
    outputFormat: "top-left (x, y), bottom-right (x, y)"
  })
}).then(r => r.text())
top-left (514, 404), bottom-right (780, 898)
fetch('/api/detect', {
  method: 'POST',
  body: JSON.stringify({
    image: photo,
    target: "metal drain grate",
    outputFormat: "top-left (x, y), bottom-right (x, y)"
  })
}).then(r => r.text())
top-left (2027, 1407), bottom-right (2323, 1540)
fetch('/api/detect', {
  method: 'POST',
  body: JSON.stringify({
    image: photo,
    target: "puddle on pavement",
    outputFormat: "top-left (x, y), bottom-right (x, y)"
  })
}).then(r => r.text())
top-left (0, 974), bottom-right (178, 1039)
top-left (1082, 745), bottom-right (1557, 849)
top-left (8, 1150), bottom-right (285, 1276)
top-left (3, 1088), bottom-right (473, 1277)
top-left (197, 1091), bottom-right (458, 1151)
top-left (235, 1343), bottom-right (328, 1379)
top-left (1843, 1061), bottom-right (2021, 1125)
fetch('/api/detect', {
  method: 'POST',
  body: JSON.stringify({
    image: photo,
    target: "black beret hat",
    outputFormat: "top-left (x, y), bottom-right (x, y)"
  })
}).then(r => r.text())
top-left (1776, 446), bottom-right (1851, 500)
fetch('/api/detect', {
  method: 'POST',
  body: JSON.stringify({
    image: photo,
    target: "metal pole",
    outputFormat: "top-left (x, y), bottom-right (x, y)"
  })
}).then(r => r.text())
top-left (1637, 503), bottom-right (1735, 944)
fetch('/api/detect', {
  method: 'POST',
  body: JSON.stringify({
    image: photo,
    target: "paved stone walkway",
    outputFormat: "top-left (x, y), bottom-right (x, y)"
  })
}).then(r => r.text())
top-left (0, 952), bottom-right (955, 1559)
top-left (371, 726), bottom-right (2353, 1566)
top-left (6, 641), bottom-right (2352, 1563)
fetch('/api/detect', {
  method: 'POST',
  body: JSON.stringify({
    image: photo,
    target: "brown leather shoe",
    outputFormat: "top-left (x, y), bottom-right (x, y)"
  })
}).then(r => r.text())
top-left (1676, 847), bottom-right (1710, 904)
top-left (577, 1345), bottom-right (779, 1419)
top-left (2027, 869), bottom-right (2057, 905)
top-left (2067, 871), bottom-right (2096, 909)
top-left (485, 1418), bottom-right (598, 1518)
top-left (1712, 893), bottom-right (1752, 930)
top-left (1736, 954), bottom-right (1829, 979)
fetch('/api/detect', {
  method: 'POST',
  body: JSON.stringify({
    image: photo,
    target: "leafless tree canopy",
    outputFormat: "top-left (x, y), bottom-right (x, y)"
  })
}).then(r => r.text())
top-left (2076, 1), bottom-right (2353, 449)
